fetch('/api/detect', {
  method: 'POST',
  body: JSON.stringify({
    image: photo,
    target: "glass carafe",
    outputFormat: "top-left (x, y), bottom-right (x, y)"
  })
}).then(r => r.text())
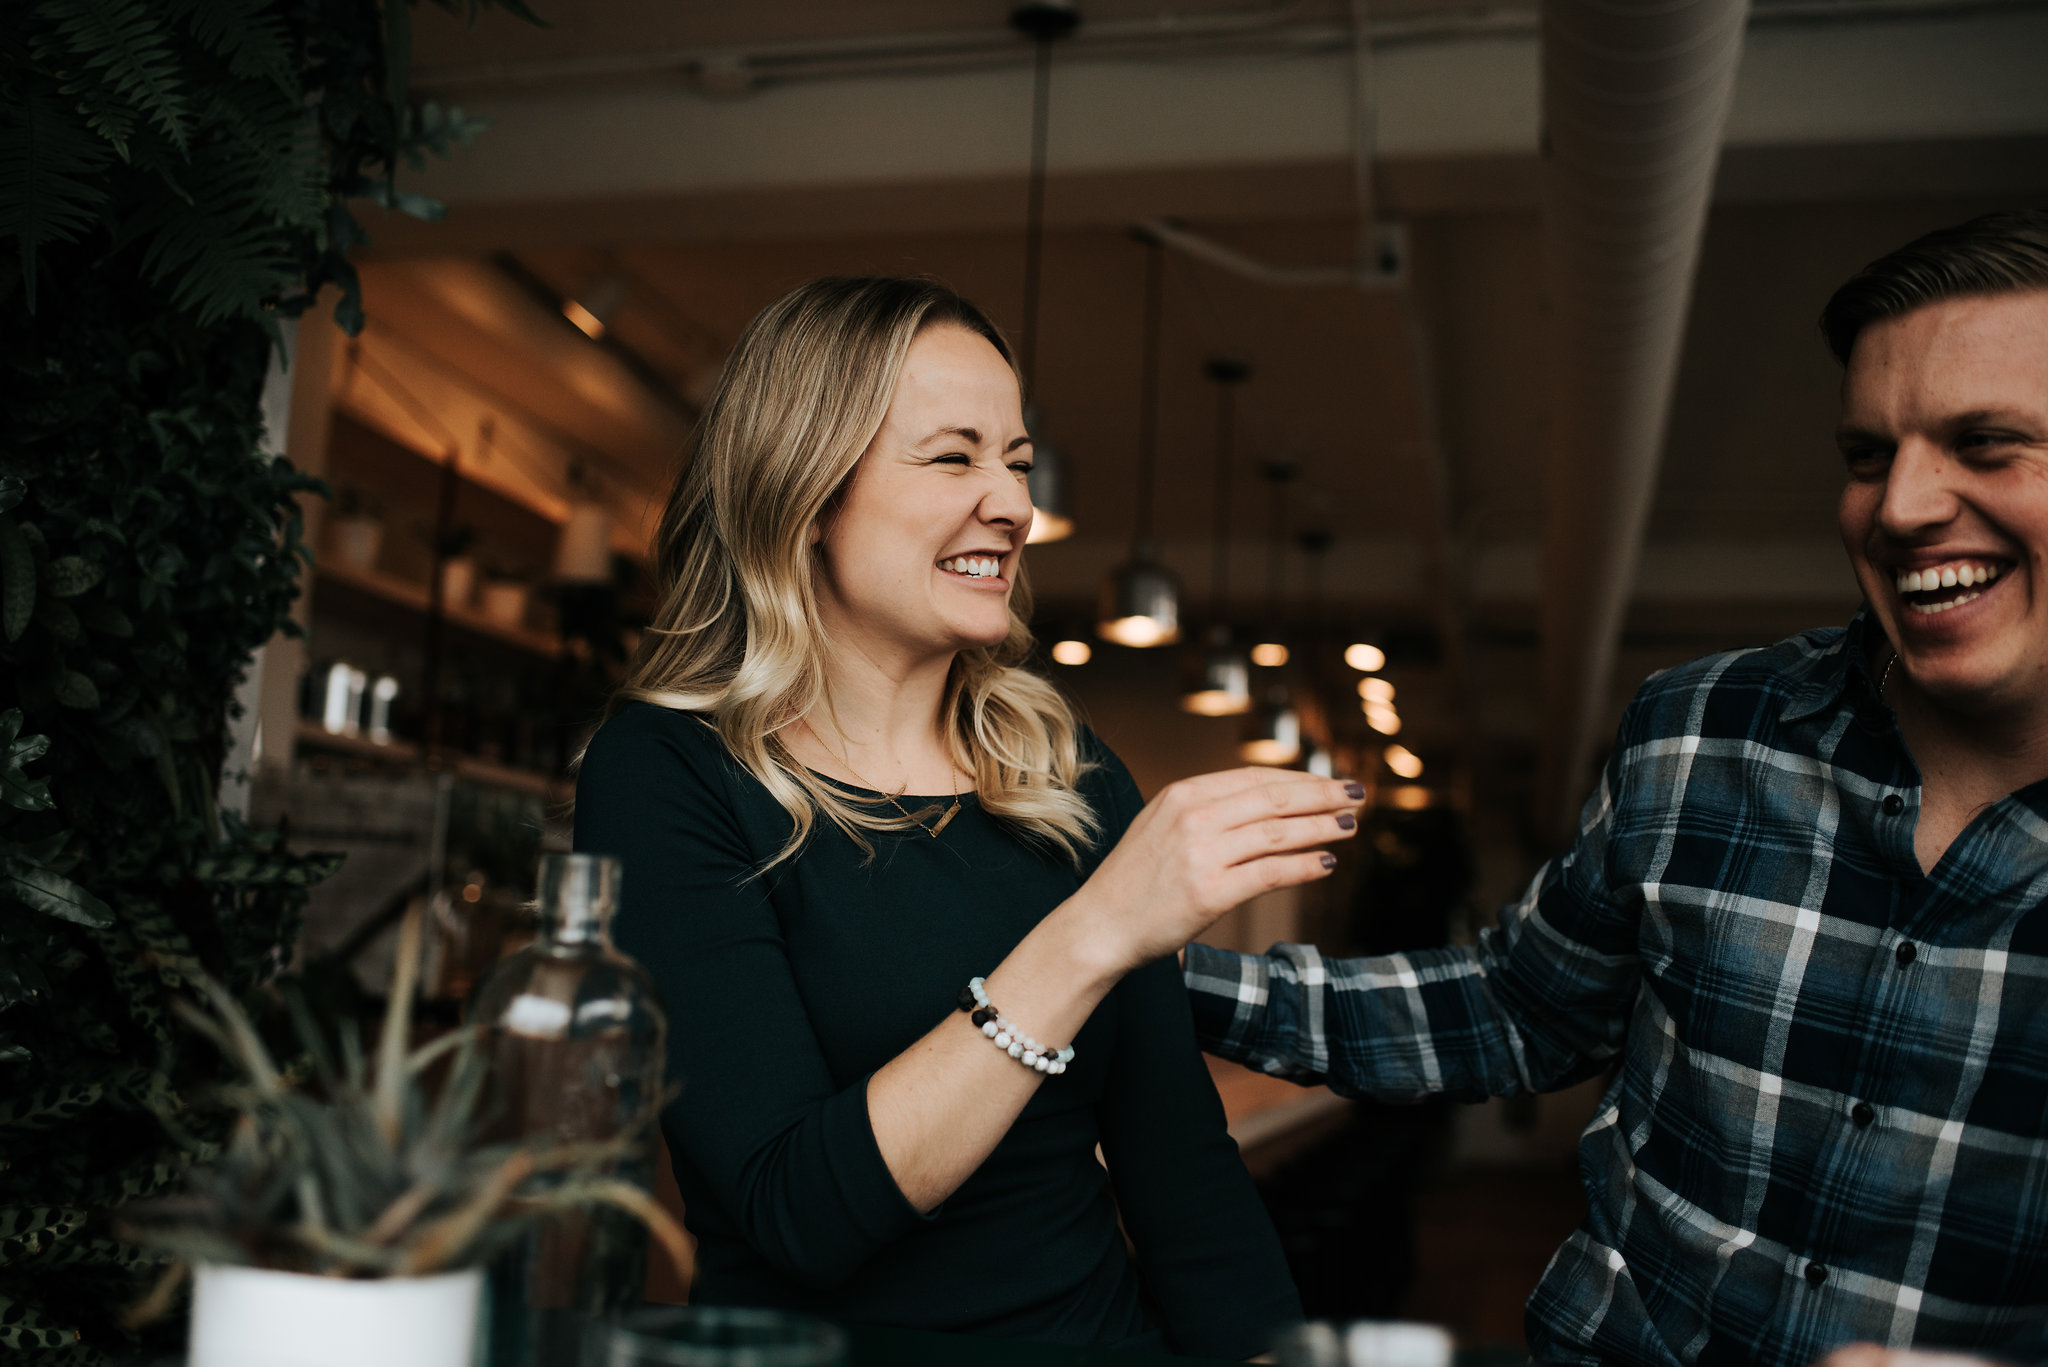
top-left (471, 852), bottom-right (667, 1367)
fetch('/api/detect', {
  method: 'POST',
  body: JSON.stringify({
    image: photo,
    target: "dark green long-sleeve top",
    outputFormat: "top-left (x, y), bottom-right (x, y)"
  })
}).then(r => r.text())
top-left (573, 702), bottom-right (1301, 1358)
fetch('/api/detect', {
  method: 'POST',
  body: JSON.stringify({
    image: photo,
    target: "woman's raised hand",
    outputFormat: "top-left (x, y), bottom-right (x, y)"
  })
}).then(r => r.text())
top-left (1075, 769), bottom-right (1365, 974)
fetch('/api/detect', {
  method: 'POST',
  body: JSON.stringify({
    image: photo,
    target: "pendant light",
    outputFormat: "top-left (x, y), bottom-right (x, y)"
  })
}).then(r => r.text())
top-left (1098, 232), bottom-right (1181, 647)
top-left (1013, 2), bottom-right (1079, 544)
top-left (1181, 358), bottom-right (1254, 715)
top-left (1239, 462), bottom-right (1301, 764)
top-left (1296, 527), bottom-right (1337, 775)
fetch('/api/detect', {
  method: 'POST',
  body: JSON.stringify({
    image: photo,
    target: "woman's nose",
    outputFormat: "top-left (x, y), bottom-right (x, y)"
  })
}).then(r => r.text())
top-left (1878, 438), bottom-right (1963, 537)
top-left (980, 464), bottom-right (1034, 528)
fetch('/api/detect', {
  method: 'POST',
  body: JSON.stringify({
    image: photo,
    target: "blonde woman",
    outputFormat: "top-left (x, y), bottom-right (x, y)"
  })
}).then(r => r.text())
top-left (574, 277), bottom-right (1361, 1358)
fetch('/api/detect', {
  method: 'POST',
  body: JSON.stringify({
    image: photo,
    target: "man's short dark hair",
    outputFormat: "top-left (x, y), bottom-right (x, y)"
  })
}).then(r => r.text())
top-left (1821, 209), bottom-right (2048, 365)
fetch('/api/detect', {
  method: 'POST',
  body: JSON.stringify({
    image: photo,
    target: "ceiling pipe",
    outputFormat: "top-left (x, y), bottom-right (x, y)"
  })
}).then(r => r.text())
top-left (1532, 0), bottom-right (1750, 840)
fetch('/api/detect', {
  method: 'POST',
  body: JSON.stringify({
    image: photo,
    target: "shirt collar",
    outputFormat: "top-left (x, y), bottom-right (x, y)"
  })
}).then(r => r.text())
top-left (1779, 609), bottom-right (1889, 724)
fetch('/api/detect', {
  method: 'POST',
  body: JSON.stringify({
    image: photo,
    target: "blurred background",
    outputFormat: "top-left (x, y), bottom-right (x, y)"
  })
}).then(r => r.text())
top-left (243, 0), bottom-right (2048, 1349)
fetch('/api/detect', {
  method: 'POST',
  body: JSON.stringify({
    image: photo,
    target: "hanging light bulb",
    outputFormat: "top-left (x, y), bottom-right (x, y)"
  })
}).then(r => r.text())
top-left (1250, 642), bottom-right (1289, 667)
top-left (1098, 555), bottom-right (1181, 646)
top-left (1383, 743), bottom-right (1424, 779)
top-left (1182, 625), bottom-right (1253, 715)
top-left (1180, 357), bottom-right (1253, 715)
top-left (1359, 677), bottom-right (1395, 704)
top-left (1025, 420), bottom-right (1074, 543)
top-left (1304, 744), bottom-right (1337, 778)
top-left (1097, 231), bottom-right (1179, 647)
top-left (1013, 5), bottom-right (1079, 544)
top-left (1363, 702), bottom-right (1402, 735)
top-left (1345, 641), bottom-right (1387, 673)
top-left (1240, 686), bottom-right (1302, 766)
top-left (1050, 639), bottom-right (1092, 665)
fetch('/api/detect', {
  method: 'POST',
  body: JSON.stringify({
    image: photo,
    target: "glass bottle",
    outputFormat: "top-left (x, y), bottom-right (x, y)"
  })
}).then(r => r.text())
top-left (470, 853), bottom-right (667, 1367)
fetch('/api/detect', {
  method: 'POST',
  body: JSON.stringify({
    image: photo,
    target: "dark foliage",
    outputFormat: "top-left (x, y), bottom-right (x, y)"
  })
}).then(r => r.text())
top-left (0, 1), bottom-right (539, 1359)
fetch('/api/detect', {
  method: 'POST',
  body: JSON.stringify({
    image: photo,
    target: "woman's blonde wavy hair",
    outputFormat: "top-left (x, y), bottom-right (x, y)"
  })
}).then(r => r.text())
top-left (610, 276), bottom-right (1099, 869)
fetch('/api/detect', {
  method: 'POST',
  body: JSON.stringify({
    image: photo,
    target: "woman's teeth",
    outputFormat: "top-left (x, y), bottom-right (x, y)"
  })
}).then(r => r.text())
top-left (1894, 561), bottom-right (2002, 614)
top-left (943, 556), bottom-right (1001, 579)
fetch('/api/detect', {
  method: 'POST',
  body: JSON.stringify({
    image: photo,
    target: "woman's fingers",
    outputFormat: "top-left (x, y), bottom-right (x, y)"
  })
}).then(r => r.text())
top-left (1166, 767), bottom-right (1362, 816)
top-left (1208, 809), bottom-right (1359, 868)
top-left (1211, 849), bottom-right (1341, 909)
top-left (1188, 776), bottom-right (1363, 841)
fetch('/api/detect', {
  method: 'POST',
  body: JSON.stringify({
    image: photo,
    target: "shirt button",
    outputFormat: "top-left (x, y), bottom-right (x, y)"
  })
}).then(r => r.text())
top-left (1852, 1102), bottom-right (1875, 1128)
top-left (1882, 793), bottom-right (1904, 816)
top-left (1807, 1263), bottom-right (1829, 1286)
top-left (1896, 941), bottom-right (1917, 967)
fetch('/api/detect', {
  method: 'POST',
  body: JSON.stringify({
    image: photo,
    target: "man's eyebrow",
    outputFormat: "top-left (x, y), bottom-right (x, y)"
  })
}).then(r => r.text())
top-left (1834, 424), bottom-right (1887, 451)
top-left (1942, 407), bottom-right (2040, 431)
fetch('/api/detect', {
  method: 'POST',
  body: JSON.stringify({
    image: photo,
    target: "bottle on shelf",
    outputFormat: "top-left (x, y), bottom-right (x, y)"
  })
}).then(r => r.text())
top-left (468, 853), bottom-right (667, 1366)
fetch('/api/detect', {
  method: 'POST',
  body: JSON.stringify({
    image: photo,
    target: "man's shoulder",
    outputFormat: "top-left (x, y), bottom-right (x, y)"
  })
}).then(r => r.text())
top-left (1621, 624), bottom-right (1851, 741)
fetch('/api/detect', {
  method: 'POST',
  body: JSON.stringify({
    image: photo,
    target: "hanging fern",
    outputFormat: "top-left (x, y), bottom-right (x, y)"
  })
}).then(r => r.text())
top-left (0, 2), bottom-right (543, 1361)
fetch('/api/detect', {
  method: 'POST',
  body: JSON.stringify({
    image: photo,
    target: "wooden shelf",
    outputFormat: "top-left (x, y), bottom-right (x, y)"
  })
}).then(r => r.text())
top-left (315, 558), bottom-right (564, 657)
top-left (294, 721), bottom-right (568, 800)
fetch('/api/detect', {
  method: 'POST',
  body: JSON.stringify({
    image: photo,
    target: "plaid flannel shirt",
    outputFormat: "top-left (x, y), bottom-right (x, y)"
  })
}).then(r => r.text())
top-left (1186, 616), bottom-right (2048, 1367)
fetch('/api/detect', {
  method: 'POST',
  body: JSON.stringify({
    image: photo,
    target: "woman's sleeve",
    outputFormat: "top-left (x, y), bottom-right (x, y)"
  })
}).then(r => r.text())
top-left (574, 708), bottom-right (929, 1289)
top-left (1084, 743), bottom-right (1305, 1359)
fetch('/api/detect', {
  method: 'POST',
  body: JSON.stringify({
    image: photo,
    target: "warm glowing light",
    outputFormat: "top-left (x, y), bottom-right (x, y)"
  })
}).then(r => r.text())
top-left (1345, 642), bottom-right (1387, 672)
top-left (1389, 784), bottom-right (1432, 810)
top-left (1181, 690), bottom-right (1253, 717)
top-left (1364, 703), bottom-right (1402, 735)
top-left (1026, 510), bottom-right (1074, 544)
top-left (1249, 642), bottom-right (1290, 667)
top-left (1359, 677), bottom-right (1395, 704)
top-left (1050, 639), bottom-right (1092, 666)
top-left (1383, 744), bottom-right (1423, 779)
top-left (1098, 615), bottom-right (1180, 648)
top-left (563, 298), bottom-right (606, 339)
top-left (1239, 738), bottom-right (1302, 766)
top-left (461, 882), bottom-right (484, 903)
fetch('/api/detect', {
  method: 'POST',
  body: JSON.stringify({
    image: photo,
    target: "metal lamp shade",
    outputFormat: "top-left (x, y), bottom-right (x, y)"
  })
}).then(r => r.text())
top-left (1239, 691), bottom-right (1302, 765)
top-left (1097, 555), bottom-right (1181, 647)
top-left (1180, 625), bottom-right (1253, 716)
top-left (1025, 438), bottom-right (1073, 544)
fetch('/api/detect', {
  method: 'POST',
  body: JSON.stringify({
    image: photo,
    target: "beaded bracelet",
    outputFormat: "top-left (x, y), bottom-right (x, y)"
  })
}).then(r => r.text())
top-left (955, 976), bottom-right (1074, 1075)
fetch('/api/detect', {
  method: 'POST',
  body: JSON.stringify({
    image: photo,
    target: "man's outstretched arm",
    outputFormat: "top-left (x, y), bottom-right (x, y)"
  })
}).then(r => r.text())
top-left (1185, 714), bottom-right (1649, 1104)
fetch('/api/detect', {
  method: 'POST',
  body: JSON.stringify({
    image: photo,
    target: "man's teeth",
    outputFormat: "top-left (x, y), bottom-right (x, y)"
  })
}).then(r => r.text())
top-left (943, 556), bottom-right (1001, 578)
top-left (1895, 562), bottom-right (2001, 594)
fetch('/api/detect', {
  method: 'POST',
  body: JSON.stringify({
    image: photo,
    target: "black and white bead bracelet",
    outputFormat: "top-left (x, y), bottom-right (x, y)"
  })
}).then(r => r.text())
top-left (956, 976), bottom-right (1074, 1075)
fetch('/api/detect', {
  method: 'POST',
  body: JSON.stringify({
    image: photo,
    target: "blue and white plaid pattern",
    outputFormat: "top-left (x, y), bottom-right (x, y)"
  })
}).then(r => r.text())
top-left (1187, 617), bottom-right (2048, 1367)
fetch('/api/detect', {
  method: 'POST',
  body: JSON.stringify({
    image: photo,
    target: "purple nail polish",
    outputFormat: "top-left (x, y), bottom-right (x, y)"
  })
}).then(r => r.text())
top-left (1320, 852), bottom-right (1337, 869)
top-left (1344, 782), bottom-right (1365, 800)
top-left (1336, 812), bottom-right (1357, 831)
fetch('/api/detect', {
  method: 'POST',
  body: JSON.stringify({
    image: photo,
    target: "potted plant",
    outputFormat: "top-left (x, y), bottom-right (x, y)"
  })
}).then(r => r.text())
top-left (119, 907), bottom-right (686, 1367)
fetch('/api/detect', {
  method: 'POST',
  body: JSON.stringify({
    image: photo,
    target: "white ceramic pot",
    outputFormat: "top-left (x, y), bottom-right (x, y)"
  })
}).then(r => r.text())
top-left (330, 517), bottom-right (385, 573)
top-left (479, 580), bottom-right (530, 630)
top-left (188, 1264), bottom-right (483, 1367)
top-left (440, 556), bottom-right (478, 611)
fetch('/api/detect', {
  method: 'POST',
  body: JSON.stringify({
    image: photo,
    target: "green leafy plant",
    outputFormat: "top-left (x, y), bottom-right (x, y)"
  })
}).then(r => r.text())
top-left (1, 2), bottom-right (545, 1360)
top-left (118, 908), bottom-right (686, 1298)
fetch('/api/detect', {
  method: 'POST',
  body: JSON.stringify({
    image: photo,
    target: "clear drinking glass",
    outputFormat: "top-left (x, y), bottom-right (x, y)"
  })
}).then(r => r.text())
top-left (470, 852), bottom-right (668, 1367)
top-left (606, 1307), bottom-right (847, 1367)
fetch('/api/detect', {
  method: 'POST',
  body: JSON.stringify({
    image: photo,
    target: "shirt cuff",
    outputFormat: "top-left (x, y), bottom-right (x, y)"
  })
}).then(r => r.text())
top-left (1182, 942), bottom-right (1272, 1063)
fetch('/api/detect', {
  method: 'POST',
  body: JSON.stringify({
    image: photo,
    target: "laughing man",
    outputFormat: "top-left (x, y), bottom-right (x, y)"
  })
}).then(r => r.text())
top-left (1185, 210), bottom-right (2048, 1366)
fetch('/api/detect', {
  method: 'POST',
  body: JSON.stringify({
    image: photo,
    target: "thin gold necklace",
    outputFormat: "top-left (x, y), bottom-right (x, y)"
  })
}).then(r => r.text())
top-left (823, 741), bottom-right (963, 839)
